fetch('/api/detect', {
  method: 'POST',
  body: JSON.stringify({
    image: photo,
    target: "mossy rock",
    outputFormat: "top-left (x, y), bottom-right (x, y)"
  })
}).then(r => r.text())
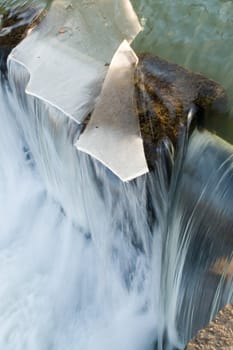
top-left (134, 53), bottom-right (228, 166)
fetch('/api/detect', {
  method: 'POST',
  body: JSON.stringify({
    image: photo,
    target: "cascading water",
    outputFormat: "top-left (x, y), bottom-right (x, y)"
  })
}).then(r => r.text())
top-left (161, 130), bottom-right (233, 347)
top-left (1, 1), bottom-right (233, 350)
top-left (0, 69), bottom-right (158, 350)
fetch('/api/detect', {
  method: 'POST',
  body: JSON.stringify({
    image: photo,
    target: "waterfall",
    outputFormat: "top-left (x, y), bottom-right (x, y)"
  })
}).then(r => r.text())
top-left (1, 2), bottom-right (233, 350)
top-left (162, 130), bottom-right (233, 348)
top-left (1, 57), bottom-right (169, 349)
top-left (1, 55), bottom-right (233, 350)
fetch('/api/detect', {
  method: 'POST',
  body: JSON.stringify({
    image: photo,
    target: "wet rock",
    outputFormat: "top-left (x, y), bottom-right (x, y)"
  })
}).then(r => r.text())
top-left (0, 5), bottom-right (47, 49)
top-left (0, 4), bottom-right (47, 77)
top-left (185, 303), bottom-right (233, 350)
top-left (134, 54), bottom-right (228, 166)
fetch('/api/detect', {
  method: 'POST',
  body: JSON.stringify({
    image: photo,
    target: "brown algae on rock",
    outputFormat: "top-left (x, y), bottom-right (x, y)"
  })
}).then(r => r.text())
top-left (134, 53), bottom-right (228, 165)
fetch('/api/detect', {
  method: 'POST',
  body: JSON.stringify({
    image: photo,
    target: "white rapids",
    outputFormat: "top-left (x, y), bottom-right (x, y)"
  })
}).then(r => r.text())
top-left (1, 1), bottom-right (233, 349)
top-left (2, 66), bottom-right (233, 349)
top-left (0, 78), bottom-right (158, 350)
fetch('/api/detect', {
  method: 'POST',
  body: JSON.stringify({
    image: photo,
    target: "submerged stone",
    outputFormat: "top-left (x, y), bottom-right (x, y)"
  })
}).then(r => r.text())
top-left (135, 54), bottom-right (228, 166)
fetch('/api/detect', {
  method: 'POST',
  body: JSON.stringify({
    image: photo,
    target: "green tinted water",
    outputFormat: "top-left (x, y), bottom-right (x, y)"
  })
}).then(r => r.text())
top-left (132, 0), bottom-right (233, 143)
top-left (0, 0), bottom-right (51, 11)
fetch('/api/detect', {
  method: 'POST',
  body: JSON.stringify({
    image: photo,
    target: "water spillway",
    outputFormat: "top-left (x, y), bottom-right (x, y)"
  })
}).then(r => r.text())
top-left (0, 1), bottom-right (233, 350)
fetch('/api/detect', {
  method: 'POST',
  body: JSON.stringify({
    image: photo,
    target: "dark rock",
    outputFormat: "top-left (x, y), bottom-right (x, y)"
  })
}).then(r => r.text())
top-left (134, 54), bottom-right (228, 167)
top-left (0, 4), bottom-right (47, 77)
top-left (185, 303), bottom-right (233, 350)
top-left (0, 5), bottom-right (47, 49)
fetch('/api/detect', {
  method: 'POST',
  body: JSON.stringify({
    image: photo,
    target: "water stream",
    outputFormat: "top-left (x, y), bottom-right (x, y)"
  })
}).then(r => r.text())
top-left (0, 1), bottom-right (233, 350)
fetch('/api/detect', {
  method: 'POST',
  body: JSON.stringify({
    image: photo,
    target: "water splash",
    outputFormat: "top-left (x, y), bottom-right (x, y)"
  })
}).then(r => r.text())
top-left (161, 130), bottom-right (233, 348)
top-left (1, 27), bottom-right (233, 350)
top-left (0, 60), bottom-right (161, 350)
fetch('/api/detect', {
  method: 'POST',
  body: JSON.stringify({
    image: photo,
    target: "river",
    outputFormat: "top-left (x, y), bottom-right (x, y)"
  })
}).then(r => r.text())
top-left (0, 1), bottom-right (233, 350)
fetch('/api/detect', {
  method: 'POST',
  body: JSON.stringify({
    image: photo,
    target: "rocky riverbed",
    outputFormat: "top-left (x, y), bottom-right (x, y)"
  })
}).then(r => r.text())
top-left (185, 303), bottom-right (233, 350)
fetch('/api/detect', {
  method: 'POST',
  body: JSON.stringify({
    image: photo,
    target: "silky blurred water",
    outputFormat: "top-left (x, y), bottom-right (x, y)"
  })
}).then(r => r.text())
top-left (0, 1), bottom-right (233, 350)
top-left (0, 0), bottom-right (51, 11)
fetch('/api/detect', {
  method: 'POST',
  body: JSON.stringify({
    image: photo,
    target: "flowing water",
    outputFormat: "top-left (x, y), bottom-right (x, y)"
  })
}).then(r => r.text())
top-left (0, 1), bottom-right (233, 350)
